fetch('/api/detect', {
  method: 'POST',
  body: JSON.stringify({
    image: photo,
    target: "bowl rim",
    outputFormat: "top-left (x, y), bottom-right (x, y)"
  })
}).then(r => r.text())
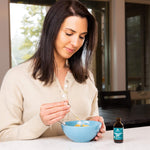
top-left (62, 120), bottom-right (102, 128)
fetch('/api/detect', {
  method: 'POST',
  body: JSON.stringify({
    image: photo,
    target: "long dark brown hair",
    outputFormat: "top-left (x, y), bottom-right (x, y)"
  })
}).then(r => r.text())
top-left (32, 0), bottom-right (98, 85)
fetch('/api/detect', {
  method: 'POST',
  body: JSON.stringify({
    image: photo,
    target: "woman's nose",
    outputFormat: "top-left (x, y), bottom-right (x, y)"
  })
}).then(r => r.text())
top-left (70, 36), bottom-right (80, 47)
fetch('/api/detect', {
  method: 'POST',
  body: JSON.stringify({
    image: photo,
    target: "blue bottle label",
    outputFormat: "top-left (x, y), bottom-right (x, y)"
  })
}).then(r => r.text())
top-left (113, 128), bottom-right (123, 140)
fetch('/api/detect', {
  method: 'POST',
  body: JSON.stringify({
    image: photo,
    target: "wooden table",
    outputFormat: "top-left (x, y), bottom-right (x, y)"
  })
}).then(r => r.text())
top-left (0, 126), bottom-right (150, 150)
top-left (99, 104), bottom-right (150, 130)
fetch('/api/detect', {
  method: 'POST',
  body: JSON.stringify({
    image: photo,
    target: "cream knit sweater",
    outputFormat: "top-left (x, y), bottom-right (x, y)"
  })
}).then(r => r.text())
top-left (0, 60), bottom-right (99, 141)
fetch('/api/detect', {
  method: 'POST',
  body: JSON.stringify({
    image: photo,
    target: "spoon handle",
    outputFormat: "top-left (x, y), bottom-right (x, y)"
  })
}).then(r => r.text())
top-left (70, 110), bottom-right (81, 120)
top-left (68, 102), bottom-right (81, 120)
top-left (58, 121), bottom-right (66, 126)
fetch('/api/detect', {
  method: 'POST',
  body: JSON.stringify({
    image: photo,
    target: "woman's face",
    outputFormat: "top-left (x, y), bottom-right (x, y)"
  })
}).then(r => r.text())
top-left (54, 16), bottom-right (88, 61)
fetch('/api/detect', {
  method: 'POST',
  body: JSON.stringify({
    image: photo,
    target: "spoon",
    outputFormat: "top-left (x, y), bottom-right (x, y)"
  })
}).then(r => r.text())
top-left (62, 89), bottom-right (81, 120)
top-left (68, 102), bottom-right (81, 120)
top-left (58, 121), bottom-right (66, 126)
top-left (58, 103), bottom-right (81, 125)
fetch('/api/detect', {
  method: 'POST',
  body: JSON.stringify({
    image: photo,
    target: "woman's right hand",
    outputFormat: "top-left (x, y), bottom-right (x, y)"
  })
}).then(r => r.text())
top-left (40, 100), bottom-right (70, 126)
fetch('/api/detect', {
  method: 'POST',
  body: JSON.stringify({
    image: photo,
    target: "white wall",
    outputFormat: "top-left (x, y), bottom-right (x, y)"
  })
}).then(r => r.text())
top-left (0, 0), bottom-right (10, 86)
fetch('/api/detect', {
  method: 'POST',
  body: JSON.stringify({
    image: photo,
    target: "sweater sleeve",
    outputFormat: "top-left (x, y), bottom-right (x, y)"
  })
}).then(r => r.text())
top-left (0, 69), bottom-right (49, 141)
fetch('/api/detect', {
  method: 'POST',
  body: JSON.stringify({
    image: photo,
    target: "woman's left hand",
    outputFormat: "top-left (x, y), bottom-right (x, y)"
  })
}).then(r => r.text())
top-left (88, 116), bottom-right (106, 141)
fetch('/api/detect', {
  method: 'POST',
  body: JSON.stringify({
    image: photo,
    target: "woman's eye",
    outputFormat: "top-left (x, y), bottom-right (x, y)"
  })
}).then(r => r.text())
top-left (66, 33), bottom-right (72, 36)
top-left (80, 36), bottom-right (85, 40)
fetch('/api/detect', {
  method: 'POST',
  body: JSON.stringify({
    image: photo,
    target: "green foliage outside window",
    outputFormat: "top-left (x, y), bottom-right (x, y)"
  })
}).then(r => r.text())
top-left (19, 5), bottom-right (46, 61)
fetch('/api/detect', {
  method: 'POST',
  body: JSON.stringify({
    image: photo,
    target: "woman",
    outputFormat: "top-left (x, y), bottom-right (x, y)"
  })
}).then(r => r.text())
top-left (0, 0), bottom-right (105, 141)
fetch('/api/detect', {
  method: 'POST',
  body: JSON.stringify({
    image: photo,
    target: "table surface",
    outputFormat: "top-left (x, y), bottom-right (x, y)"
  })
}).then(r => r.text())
top-left (99, 104), bottom-right (150, 129)
top-left (0, 126), bottom-right (150, 150)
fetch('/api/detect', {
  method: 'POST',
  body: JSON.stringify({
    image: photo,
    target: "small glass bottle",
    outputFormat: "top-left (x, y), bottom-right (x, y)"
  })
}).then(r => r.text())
top-left (113, 118), bottom-right (124, 143)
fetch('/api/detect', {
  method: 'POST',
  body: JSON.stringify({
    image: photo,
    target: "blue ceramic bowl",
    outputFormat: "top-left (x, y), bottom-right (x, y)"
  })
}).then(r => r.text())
top-left (61, 120), bottom-right (102, 142)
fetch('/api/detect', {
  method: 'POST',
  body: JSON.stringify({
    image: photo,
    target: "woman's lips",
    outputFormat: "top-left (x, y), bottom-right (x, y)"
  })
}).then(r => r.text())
top-left (65, 47), bottom-right (75, 53)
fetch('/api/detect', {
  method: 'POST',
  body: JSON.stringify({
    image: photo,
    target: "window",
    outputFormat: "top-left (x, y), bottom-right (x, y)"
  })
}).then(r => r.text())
top-left (126, 3), bottom-right (150, 91)
top-left (10, 3), bottom-right (47, 67)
